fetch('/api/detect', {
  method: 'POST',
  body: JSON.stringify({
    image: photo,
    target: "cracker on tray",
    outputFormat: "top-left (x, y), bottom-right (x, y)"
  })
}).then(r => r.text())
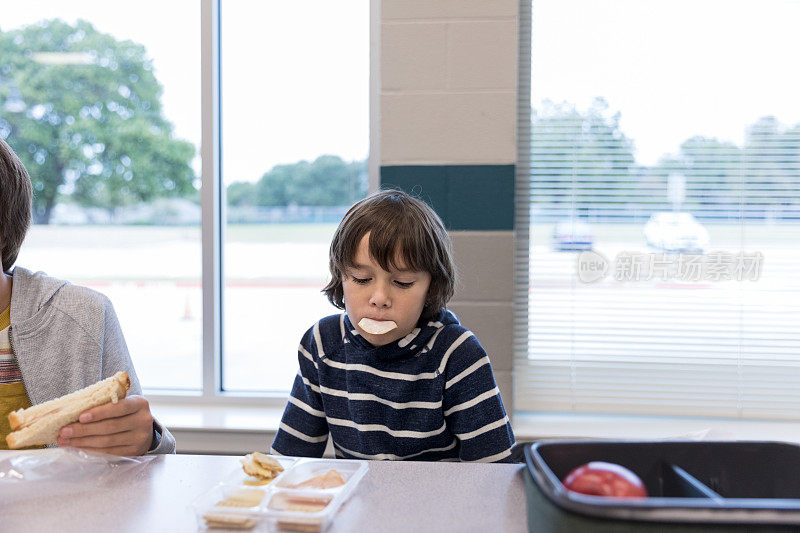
top-left (217, 489), bottom-right (265, 508)
top-left (203, 511), bottom-right (257, 530)
top-left (240, 451), bottom-right (284, 483)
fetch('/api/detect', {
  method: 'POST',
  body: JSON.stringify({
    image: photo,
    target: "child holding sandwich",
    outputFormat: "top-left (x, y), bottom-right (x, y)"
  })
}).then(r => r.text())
top-left (0, 137), bottom-right (175, 454)
top-left (271, 190), bottom-right (515, 462)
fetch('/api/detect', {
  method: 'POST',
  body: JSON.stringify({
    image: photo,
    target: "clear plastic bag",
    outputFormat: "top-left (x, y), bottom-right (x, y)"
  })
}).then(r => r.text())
top-left (0, 447), bottom-right (155, 504)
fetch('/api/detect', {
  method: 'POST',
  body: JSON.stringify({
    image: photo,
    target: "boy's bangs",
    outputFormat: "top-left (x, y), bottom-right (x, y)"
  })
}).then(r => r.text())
top-left (366, 222), bottom-right (428, 274)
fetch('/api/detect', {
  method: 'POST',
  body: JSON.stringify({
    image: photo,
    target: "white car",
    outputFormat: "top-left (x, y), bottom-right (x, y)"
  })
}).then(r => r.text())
top-left (552, 220), bottom-right (594, 252)
top-left (644, 212), bottom-right (709, 253)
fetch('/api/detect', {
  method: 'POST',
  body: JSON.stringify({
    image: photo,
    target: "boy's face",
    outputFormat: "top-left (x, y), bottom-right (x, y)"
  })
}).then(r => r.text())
top-left (342, 233), bottom-right (431, 347)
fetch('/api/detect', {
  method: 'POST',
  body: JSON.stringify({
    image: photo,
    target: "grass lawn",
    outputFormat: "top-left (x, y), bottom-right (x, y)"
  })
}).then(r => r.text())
top-left (25, 222), bottom-right (339, 247)
top-left (25, 221), bottom-right (800, 249)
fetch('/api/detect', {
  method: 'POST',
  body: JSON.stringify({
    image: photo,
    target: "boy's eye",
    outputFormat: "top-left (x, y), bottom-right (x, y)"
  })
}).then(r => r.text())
top-left (351, 276), bottom-right (370, 284)
top-left (394, 280), bottom-right (414, 288)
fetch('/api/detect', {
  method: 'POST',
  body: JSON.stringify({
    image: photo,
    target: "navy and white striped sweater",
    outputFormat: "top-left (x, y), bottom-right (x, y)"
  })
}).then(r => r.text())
top-left (271, 309), bottom-right (515, 462)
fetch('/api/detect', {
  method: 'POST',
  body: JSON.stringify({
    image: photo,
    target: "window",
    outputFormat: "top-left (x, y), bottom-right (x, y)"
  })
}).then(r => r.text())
top-left (220, 1), bottom-right (369, 392)
top-left (0, 1), bottom-right (369, 397)
top-left (0, 1), bottom-right (203, 389)
top-left (516, 0), bottom-right (800, 419)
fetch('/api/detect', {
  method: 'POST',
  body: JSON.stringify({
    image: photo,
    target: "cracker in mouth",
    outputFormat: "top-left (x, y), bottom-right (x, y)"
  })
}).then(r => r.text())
top-left (358, 317), bottom-right (398, 335)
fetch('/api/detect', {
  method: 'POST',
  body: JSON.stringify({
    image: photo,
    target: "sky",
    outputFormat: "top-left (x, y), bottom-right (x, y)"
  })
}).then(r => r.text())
top-left (0, 0), bottom-right (369, 184)
top-left (1, 0), bottom-right (798, 177)
top-left (532, 0), bottom-right (800, 165)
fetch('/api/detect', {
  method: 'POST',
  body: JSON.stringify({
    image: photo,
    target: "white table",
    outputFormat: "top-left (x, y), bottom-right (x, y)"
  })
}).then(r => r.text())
top-left (2, 453), bottom-right (528, 532)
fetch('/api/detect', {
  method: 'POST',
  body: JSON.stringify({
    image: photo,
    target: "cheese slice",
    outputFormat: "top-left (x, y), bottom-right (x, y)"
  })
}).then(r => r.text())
top-left (358, 317), bottom-right (398, 335)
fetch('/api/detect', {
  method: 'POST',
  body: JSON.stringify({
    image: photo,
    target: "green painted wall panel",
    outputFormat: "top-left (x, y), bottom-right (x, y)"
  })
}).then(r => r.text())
top-left (380, 164), bottom-right (514, 230)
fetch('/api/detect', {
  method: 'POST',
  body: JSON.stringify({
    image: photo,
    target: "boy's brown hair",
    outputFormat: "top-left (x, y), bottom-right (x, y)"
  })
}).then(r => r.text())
top-left (323, 189), bottom-right (456, 320)
top-left (0, 137), bottom-right (33, 273)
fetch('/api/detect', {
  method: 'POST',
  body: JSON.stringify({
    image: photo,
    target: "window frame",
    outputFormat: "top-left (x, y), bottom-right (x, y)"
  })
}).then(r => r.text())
top-left (146, 0), bottom-right (377, 409)
top-left (514, 0), bottom-right (800, 427)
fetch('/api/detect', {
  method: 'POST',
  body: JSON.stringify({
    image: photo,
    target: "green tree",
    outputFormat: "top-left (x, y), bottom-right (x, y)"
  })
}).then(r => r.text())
top-left (532, 98), bottom-right (637, 219)
top-left (0, 19), bottom-right (195, 223)
top-left (228, 155), bottom-right (367, 207)
top-left (226, 181), bottom-right (257, 207)
top-left (651, 137), bottom-right (743, 214)
top-left (649, 117), bottom-right (800, 219)
top-left (744, 116), bottom-right (800, 215)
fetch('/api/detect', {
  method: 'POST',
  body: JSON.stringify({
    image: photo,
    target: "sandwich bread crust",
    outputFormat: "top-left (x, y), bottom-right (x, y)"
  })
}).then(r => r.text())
top-left (6, 371), bottom-right (130, 449)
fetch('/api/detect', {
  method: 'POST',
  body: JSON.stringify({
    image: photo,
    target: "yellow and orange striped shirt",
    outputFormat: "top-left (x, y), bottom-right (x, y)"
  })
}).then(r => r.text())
top-left (0, 305), bottom-right (34, 449)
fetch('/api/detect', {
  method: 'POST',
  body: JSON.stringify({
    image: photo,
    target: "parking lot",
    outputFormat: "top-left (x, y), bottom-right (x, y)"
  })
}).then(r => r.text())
top-left (15, 222), bottom-right (800, 393)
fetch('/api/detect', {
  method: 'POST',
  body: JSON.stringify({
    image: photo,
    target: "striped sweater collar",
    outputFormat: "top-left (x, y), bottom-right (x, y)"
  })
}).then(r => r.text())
top-left (342, 309), bottom-right (459, 360)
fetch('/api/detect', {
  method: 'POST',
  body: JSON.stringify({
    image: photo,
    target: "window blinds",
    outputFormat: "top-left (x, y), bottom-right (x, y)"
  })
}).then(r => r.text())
top-left (514, 1), bottom-right (800, 420)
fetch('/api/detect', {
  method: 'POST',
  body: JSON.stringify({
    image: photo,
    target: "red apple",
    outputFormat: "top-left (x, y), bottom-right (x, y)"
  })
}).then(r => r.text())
top-left (562, 461), bottom-right (648, 498)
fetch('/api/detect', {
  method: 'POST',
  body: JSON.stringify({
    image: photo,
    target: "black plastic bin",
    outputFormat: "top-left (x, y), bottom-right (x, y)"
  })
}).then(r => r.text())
top-left (523, 440), bottom-right (800, 532)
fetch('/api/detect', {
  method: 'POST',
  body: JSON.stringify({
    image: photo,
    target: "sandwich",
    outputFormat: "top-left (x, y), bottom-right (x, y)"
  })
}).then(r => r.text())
top-left (6, 371), bottom-right (130, 449)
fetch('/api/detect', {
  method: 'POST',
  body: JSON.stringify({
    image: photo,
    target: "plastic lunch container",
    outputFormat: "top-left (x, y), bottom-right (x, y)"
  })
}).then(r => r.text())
top-left (523, 440), bottom-right (800, 533)
top-left (192, 457), bottom-right (368, 532)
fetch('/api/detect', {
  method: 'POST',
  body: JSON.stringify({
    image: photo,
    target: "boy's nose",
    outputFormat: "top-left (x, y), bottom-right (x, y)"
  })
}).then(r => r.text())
top-left (369, 284), bottom-right (391, 307)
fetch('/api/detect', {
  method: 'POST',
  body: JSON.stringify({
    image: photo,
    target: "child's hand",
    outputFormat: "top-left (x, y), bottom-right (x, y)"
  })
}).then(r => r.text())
top-left (56, 395), bottom-right (155, 456)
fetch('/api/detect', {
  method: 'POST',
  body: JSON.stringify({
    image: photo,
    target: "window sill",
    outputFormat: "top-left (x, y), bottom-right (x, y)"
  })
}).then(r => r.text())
top-left (149, 399), bottom-right (285, 455)
top-left (512, 412), bottom-right (800, 444)
top-left (149, 399), bottom-right (800, 454)
top-left (151, 401), bottom-right (284, 431)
